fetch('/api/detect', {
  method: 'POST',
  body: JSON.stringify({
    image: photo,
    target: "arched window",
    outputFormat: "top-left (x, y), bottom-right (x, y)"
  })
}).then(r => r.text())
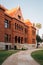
top-left (15, 23), bottom-right (16, 29)
top-left (21, 37), bottom-right (23, 43)
top-left (18, 15), bottom-right (21, 19)
top-left (18, 37), bottom-right (20, 43)
top-left (17, 24), bottom-right (18, 30)
top-left (15, 36), bottom-right (17, 43)
top-left (24, 38), bottom-right (27, 43)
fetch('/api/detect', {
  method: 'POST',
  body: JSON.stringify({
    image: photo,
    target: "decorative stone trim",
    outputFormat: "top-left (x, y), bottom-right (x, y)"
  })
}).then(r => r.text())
top-left (14, 43), bottom-right (36, 49)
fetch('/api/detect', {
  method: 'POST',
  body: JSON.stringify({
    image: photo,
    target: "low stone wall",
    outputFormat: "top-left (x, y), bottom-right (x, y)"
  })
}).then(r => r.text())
top-left (0, 42), bottom-right (5, 50)
top-left (0, 42), bottom-right (12, 50)
top-left (0, 42), bottom-right (36, 50)
top-left (14, 43), bottom-right (36, 49)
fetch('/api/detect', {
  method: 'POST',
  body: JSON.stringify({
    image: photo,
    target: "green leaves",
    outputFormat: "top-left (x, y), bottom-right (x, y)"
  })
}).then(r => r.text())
top-left (36, 23), bottom-right (41, 29)
top-left (36, 35), bottom-right (42, 43)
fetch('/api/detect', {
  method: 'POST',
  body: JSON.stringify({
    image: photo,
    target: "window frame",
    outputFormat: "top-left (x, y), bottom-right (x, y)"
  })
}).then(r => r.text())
top-left (5, 19), bottom-right (11, 28)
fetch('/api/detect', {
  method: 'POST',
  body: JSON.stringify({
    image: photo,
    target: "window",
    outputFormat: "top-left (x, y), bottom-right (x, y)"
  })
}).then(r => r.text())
top-left (15, 23), bottom-right (23, 32)
top-left (5, 19), bottom-right (10, 28)
top-left (15, 23), bottom-right (19, 30)
top-left (15, 23), bottom-right (16, 29)
top-left (18, 15), bottom-right (21, 19)
top-left (9, 35), bottom-right (11, 42)
top-left (21, 37), bottom-right (23, 43)
top-left (25, 28), bottom-right (28, 33)
top-left (5, 34), bottom-right (11, 42)
top-left (21, 26), bottom-right (23, 31)
top-left (18, 37), bottom-right (20, 43)
top-left (5, 34), bottom-right (8, 42)
top-left (32, 39), bottom-right (35, 43)
top-left (17, 24), bottom-right (18, 30)
top-left (24, 38), bottom-right (27, 43)
top-left (15, 36), bottom-right (17, 43)
top-left (32, 30), bottom-right (35, 35)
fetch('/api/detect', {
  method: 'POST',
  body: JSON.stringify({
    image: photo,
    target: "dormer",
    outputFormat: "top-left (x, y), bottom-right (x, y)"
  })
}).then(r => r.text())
top-left (5, 6), bottom-right (24, 22)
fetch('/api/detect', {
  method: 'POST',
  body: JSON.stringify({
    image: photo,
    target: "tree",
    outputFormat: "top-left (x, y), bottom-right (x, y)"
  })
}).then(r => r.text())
top-left (33, 23), bottom-right (42, 48)
top-left (36, 23), bottom-right (42, 48)
top-left (36, 23), bottom-right (41, 29)
top-left (36, 35), bottom-right (42, 48)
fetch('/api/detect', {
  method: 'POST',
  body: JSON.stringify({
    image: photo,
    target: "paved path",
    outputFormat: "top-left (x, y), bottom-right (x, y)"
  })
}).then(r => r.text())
top-left (2, 49), bottom-right (41, 65)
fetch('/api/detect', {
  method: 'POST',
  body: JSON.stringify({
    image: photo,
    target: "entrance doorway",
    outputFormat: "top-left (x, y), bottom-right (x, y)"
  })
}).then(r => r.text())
top-left (14, 46), bottom-right (17, 50)
top-left (18, 37), bottom-right (20, 43)
top-left (5, 45), bottom-right (8, 50)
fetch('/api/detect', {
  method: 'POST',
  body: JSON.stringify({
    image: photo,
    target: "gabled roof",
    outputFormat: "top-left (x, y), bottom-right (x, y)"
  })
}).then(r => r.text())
top-left (24, 19), bottom-right (32, 26)
top-left (24, 19), bottom-right (36, 30)
top-left (5, 6), bottom-right (18, 16)
top-left (5, 6), bottom-right (24, 22)
top-left (0, 4), bottom-right (8, 11)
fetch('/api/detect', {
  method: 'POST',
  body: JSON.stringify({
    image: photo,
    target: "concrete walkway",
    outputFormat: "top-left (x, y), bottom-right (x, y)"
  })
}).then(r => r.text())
top-left (2, 49), bottom-right (41, 65)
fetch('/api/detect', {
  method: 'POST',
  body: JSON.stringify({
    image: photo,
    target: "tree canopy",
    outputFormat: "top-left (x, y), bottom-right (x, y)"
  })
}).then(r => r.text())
top-left (36, 35), bottom-right (42, 43)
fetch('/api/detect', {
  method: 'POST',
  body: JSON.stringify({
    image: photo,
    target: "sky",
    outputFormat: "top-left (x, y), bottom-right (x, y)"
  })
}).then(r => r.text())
top-left (0, 0), bottom-right (43, 37)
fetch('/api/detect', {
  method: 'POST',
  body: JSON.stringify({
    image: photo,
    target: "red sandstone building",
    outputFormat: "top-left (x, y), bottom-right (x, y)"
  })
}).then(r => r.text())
top-left (0, 5), bottom-right (36, 50)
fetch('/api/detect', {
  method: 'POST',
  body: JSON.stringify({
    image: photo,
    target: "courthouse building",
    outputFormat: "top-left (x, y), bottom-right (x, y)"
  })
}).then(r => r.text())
top-left (0, 5), bottom-right (36, 50)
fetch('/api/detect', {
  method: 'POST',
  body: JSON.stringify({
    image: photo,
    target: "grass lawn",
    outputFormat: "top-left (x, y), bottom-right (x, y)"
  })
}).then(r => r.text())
top-left (31, 50), bottom-right (43, 65)
top-left (0, 50), bottom-right (19, 65)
